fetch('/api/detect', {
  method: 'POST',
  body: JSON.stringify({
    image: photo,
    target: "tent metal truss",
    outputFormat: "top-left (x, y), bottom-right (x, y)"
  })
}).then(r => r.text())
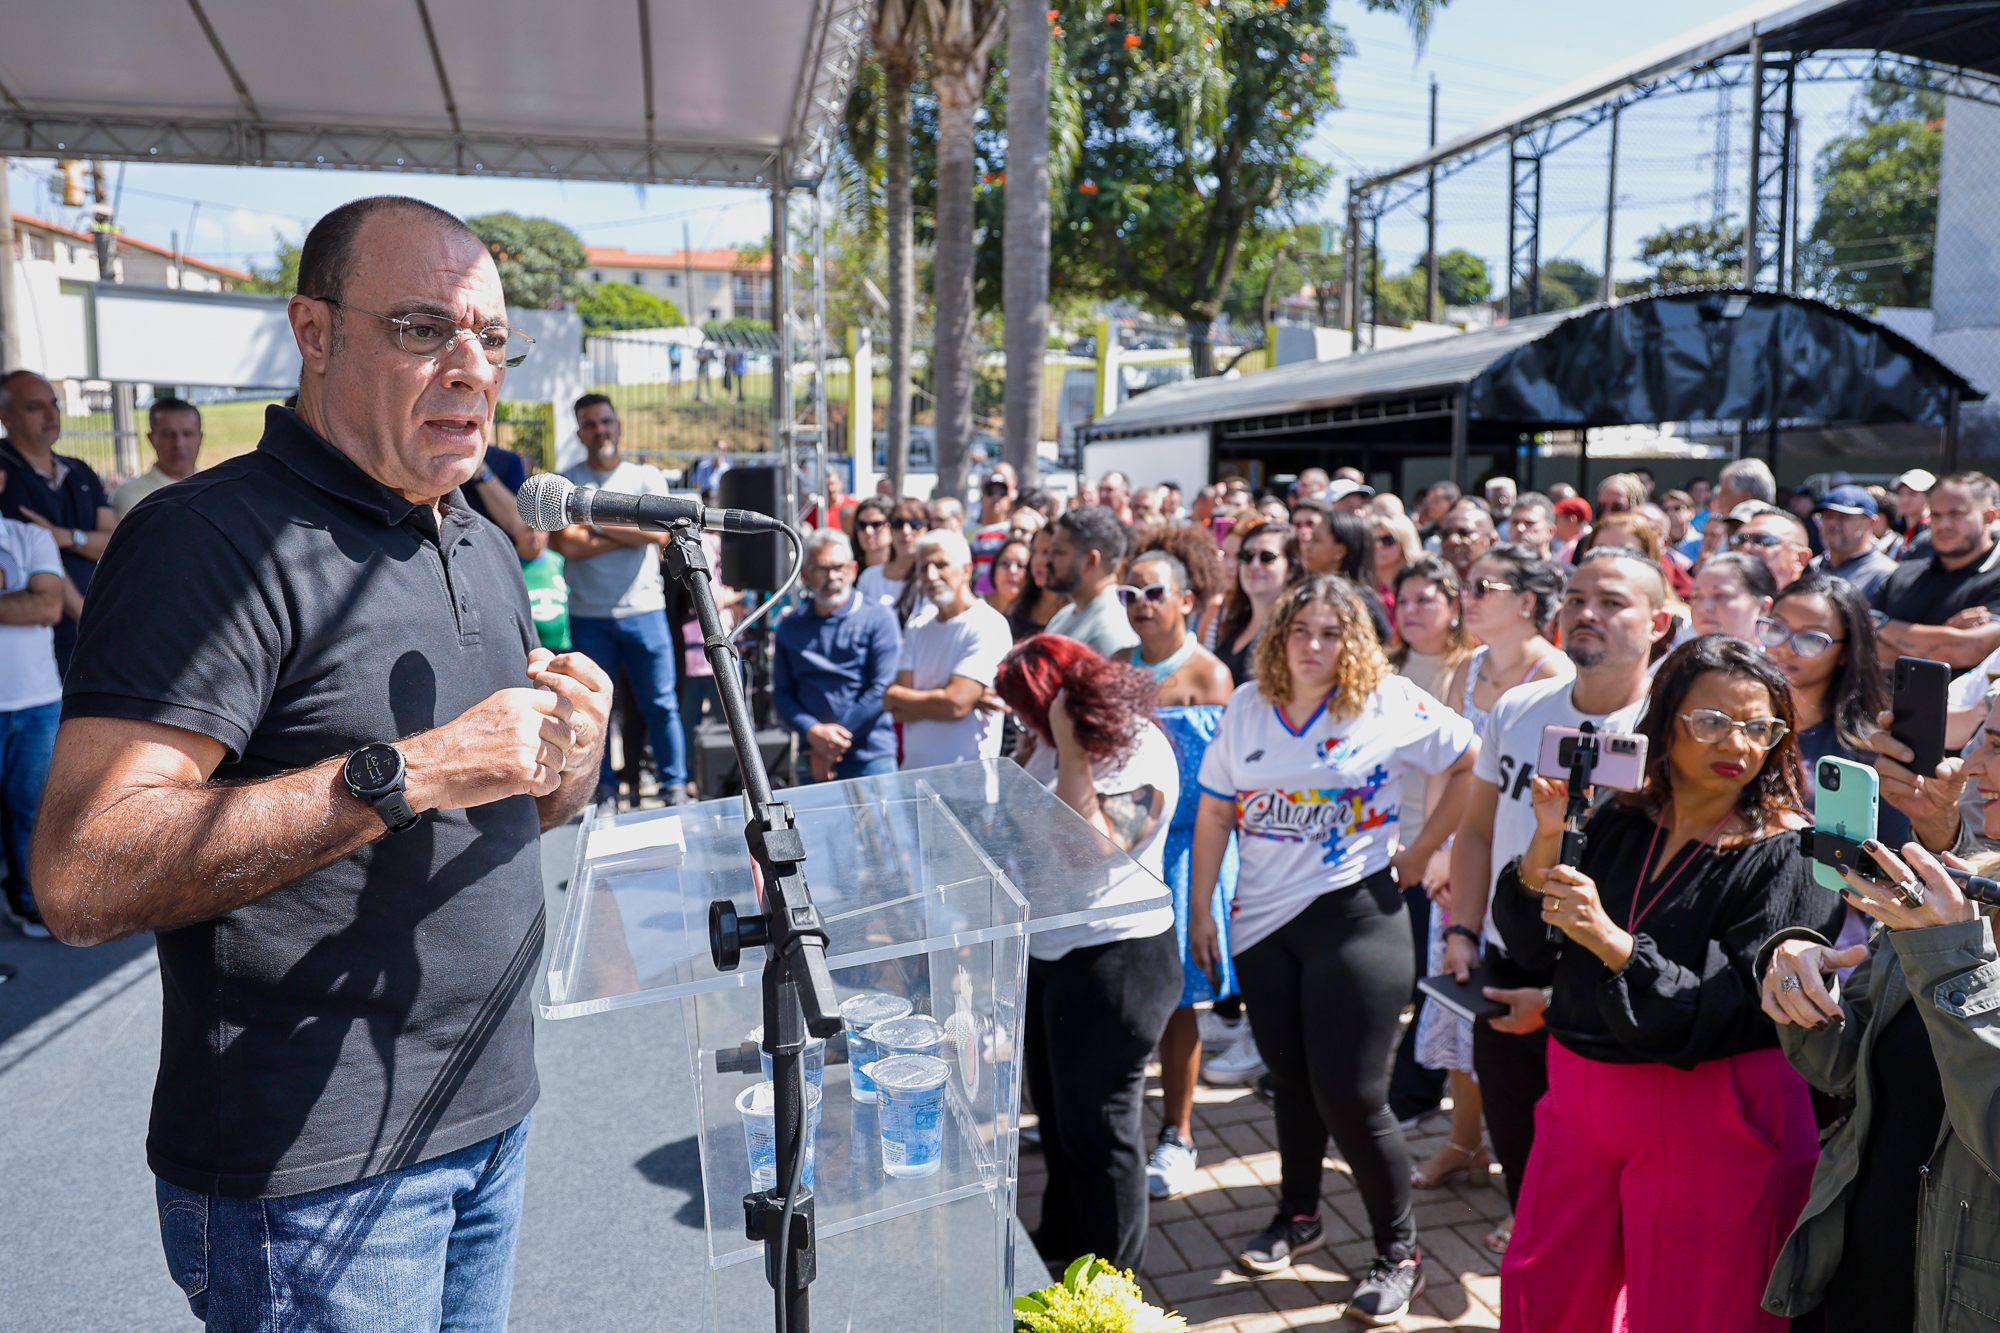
top-left (1350, 52), bottom-right (2000, 322)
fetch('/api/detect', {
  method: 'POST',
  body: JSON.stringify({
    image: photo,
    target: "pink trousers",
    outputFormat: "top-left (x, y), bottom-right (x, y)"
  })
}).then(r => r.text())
top-left (1498, 1042), bottom-right (1818, 1333)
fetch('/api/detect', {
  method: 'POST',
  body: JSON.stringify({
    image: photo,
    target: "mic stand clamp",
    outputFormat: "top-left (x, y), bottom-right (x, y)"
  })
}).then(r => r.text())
top-left (659, 519), bottom-right (841, 1333)
top-left (1550, 723), bottom-right (1599, 944)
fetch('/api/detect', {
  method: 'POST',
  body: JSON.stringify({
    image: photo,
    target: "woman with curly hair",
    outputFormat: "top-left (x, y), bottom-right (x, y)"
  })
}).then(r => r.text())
top-left (996, 634), bottom-right (1183, 1277)
top-left (1489, 636), bottom-right (1842, 1332)
top-left (1187, 576), bottom-right (1480, 1322)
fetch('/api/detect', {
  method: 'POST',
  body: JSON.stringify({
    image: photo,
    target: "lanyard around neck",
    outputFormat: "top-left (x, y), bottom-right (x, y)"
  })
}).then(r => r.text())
top-left (1627, 810), bottom-right (1735, 934)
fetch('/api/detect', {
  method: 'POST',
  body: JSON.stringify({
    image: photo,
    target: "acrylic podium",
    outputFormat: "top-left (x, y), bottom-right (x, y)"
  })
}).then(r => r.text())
top-left (536, 759), bottom-right (1173, 1331)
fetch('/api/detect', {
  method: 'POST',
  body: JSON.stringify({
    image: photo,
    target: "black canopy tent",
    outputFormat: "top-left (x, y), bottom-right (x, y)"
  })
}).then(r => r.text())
top-left (1078, 290), bottom-right (1982, 495)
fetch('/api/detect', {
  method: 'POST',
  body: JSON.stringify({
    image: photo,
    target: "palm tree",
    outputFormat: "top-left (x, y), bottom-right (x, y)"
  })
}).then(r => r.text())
top-left (922, 0), bottom-right (1004, 506)
top-left (1002, 3), bottom-right (1051, 485)
top-left (871, 0), bottom-right (924, 497)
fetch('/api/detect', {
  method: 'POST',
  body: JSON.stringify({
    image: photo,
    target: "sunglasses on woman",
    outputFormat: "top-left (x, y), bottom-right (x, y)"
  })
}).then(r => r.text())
top-left (888, 518), bottom-right (924, 531)
top-left (1238, 548), bottom-right (1284, 566)
top-left (1679, 708), bottom-right (1789, 749)
top-left (1466, 579), bottom-right (1517, 599)
top-left (1115, 582), bottom-right (1173, 607)
top-left (856, 519), bottom-right (888, 533)
top-left (1374, 534), bottom-right (1400, 548)
top-left (1756, 618), bottom-right (1843, 659)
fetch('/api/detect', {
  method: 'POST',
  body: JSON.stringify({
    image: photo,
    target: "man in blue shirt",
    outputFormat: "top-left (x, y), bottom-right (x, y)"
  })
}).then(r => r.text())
top-left (774, 528), bottom-right (902, 781)
top-left (0, 370), bottom-right (117, 672)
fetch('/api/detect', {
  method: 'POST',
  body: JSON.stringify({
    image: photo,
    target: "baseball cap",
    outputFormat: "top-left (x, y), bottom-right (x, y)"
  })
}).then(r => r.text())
top-left (1723, 500), bottom-right (1788, 526)
top-left (1815, 484), bottom-right (1878, 517)
top-left (1895, 469), bottom-right (1938, 493)
top-left (1554, 497), bottom-right (1592, 524)
top-left (1327, 478), bottom-right (1375, 502)
top-left (981, 470), bottom-right (1011, 492)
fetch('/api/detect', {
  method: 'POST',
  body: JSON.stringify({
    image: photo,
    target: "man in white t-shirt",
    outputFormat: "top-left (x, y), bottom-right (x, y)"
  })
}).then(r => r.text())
top-left (884, 529), bottom-right (1012, 767)
top-left (0, 510), bottom-right (65, 937)
top-left (1444, 548), bottom-right (1671, 1216)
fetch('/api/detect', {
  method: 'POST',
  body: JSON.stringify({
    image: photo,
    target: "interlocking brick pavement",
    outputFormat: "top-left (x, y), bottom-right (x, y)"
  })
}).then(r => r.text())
top-left (1017, 1066), bottom-right (1507, 1331)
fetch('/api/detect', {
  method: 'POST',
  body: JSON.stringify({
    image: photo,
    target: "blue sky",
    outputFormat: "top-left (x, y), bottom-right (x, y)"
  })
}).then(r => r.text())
top-left (5, 0), bottom-right (1874, 289)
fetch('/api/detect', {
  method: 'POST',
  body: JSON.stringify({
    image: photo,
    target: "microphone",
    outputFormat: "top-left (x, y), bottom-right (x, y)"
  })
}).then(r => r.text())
top-left (516, 472), bottom-right (790, 535)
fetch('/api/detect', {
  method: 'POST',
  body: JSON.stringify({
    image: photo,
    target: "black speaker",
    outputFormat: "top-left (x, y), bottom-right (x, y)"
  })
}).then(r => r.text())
top-left (718, 466), bottom-right (787, 589)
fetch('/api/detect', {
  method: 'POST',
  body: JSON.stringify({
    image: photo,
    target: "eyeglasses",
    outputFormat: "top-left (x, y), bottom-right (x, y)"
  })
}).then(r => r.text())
top-left (983, 482), bottom-right (1011, 495)
top-left (993, 558), bottom-right (1029, 574)
top-left (1466, 579), bottom-right (1517, 599)
top-left (1730, 531), bottom-right (1789, 550)
top-left (1678, 708), bottom-right (1789, 749)
top-left (1757, 618), bottom-right (1844, 658)
top-left (1238, 548), bottom-right (1285, 566)
top-left (313, 297), bottom-right (534, 368)
top-left (802, 562), bottom-right (854, 579)
top-left (1115, 582), bottom-right (1173, 607)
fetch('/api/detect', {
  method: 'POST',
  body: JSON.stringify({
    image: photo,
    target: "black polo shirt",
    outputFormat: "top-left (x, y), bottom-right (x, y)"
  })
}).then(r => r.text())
top-left (0, 438), bottom-right (109, 661)
top-left (65, 406), bottom-right (544, 1198)
top-left (1875, 540), bottom-right (2000, 674)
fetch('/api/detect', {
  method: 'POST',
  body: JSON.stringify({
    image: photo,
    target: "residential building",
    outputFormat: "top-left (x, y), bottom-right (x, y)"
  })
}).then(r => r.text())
top-left (8, 211), bottom-right (251, 292)
top-left (578, 246), bottom-right (772, 323)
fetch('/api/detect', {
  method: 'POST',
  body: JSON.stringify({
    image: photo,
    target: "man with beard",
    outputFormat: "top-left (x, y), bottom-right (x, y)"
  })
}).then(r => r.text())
top-left (553, 393), bottom-right (689, 809)
top-left (773, 528), bottom-right (901, 781)
top-left (883, 528), bottom-right (1012, 767)
top-left (1875, 471), bottom-right (2000, 674)
top-left (1443, 549), bottom-right (1671, 1243)
top-left (1044, 505), bottom-right (1140, 658)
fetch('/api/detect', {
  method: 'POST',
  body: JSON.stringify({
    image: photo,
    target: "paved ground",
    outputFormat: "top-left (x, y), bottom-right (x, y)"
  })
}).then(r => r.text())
top-left (1017, 1074), bottom-right (1508, 1332)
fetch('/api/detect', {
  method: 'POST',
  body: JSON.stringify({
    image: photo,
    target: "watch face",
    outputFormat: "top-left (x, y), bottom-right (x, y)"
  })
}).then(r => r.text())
top-left (349, 745), bottom-right (400, 793)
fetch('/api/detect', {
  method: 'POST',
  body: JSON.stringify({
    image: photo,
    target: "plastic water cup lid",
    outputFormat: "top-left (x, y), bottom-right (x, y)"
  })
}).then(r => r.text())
top-left (869, 1054), bottom-right (950, 1094)
top-left (748, 1024), bottom-right (826, 1049)
top-left (867, 1015), bottom-right (944, 1049)
top-left (839, 993), bottom-right (913, 1027)
top-left (738, 1080), bottom-right (824, 1115)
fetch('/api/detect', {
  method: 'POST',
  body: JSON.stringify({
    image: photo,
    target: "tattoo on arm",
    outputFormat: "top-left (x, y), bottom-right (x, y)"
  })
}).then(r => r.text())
top-left (1099, 785), bottom-right (1163, 853)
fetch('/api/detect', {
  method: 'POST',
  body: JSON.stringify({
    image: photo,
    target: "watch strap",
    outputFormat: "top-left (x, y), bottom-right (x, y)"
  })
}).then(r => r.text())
top-left (1442, 924), bottom-right (1484, 946)
top-left (370, 788), bottom-right (422, 833)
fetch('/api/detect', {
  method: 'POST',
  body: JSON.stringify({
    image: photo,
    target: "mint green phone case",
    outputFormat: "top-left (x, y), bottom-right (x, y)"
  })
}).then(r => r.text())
top-left (1813, 756), bottom-right (1879, 894)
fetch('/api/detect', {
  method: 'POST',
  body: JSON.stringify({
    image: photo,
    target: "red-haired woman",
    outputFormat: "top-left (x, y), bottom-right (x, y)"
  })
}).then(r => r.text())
top-left (997, 634), bottom-right (1183, 1277)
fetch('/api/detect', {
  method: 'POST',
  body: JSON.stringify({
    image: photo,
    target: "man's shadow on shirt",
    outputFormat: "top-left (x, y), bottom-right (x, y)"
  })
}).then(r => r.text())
top-left (235, 650), bottom-right (541, 1275)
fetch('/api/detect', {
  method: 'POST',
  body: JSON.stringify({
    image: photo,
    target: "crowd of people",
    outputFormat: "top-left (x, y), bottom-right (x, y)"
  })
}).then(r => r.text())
top-left (10, 312), bottom-right (2000, 1327)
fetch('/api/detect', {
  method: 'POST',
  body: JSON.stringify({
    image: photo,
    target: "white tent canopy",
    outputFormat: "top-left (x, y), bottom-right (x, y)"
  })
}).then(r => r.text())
top-left (0, 0), bottom-right (865, 186)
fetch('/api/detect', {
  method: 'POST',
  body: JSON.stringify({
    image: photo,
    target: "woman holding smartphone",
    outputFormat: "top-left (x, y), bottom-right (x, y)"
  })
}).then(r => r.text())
top-left (1489, 635), bottom-right (1842, 1332)
top-left (1188, 576), bottom-right (1478, 1323)
top-left (1760, 690), bottom-right (2000, 1332)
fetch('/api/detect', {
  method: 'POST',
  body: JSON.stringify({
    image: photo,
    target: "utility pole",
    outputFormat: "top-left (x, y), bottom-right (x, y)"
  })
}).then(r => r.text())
top-left (1601, 106), bottom-right (1620, 304)
top-left (1344, 183), bottom-right (1361, 352)
top-left (1425, 78), bottom-right (1439, 324)
top-left (0, 159), bottom-right (18, 370)
top-left (90, 161), bottom-right (114, 282)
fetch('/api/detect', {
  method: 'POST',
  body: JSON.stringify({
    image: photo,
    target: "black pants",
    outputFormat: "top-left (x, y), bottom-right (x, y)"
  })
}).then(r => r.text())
top-left (1388, 882), bottom-right (1447, 1122)
top-left (1470, 946), bottom-right (1551, 1211)
top-left (1235, 873), bottom-right (1415, 1253)
top-left (1024, 927), bottom-right (1181, 1273)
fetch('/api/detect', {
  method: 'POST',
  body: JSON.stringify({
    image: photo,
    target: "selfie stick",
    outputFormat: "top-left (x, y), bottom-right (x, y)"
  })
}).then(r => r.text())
top-left (1552, 722), bottom-right (1599, 943)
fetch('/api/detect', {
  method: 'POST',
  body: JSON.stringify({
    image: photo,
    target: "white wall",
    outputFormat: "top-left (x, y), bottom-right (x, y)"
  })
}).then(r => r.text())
top-left (1082, 430), bottom-right (1211, 493)
top-left (95, 286), bottom-right (300, 387)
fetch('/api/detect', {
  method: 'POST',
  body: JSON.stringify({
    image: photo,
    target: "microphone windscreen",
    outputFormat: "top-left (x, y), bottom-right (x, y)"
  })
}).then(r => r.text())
top-left (518, 473), bottom-right (574, 531)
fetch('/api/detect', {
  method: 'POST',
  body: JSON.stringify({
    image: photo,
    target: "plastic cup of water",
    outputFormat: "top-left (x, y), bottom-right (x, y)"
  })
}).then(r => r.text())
top-left (736, 1080), bottom-right (822, 1193)
top-left (840, 993), bottom-right (913, 1103)
top-left (748, 1024), bottom-right (826, 1090)
top-left (873, 1054), bottom-right (951, 1180)
top-left (865, 1014), bottom-right (945, 1061)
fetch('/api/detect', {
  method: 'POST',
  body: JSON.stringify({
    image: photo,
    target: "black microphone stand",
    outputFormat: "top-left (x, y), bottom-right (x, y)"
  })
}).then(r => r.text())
top-left (653, 517), bottom-right (841, 1333)
top-left (1550, 722), bottom-right (1599, 943)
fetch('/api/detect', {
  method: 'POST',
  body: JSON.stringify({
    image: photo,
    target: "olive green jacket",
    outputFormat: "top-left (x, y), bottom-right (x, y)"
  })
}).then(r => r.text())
top-left (1761, 917), bottom-right (2000, 1330)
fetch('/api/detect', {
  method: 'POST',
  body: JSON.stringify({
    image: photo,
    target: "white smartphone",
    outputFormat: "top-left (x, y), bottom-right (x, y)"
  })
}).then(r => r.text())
top-left (1536, 725), bottom-right (1649, 792)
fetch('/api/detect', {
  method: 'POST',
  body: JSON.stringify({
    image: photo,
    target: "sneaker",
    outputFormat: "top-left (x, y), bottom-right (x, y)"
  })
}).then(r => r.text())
top-left (1197, 1008), bottom-right (1243, 1048)
top-left (664, 783), bottom-right (692, 807)
top-left (1201, 1031), bottom-right (1265, 1086)
top-left (1238, 1210), bottom-right (1323, 1274)
top-left (16, 909), bottom-right (51, 940)
top-left (1347, 1243), bottom-right (1425, 1325)
top-left (1146, 1126), bottom-right (1198, 1199)
top-left (592, 783), bottom-right (620, 819)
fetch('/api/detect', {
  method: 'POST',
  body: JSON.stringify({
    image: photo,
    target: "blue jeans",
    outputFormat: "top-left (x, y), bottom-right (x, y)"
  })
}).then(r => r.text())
top-left (156, 1116), bottom-right (531, 1333)
top-left (569, 611), bottom-right (688, 788)
top-left (834, 754), bottom-right (897, 780)
top-left (0, 701), bottom-right (59, 913)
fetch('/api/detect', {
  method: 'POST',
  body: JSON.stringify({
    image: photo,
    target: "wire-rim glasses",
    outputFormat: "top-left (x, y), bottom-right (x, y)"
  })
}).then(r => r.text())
top-left (315, 296), bottom-right (535, 368)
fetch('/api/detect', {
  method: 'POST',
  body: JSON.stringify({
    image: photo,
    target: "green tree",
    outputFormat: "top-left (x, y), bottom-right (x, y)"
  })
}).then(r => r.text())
top-left (576, 281), bottom-right (684, 331)
top-left (1049, 0), bottom-right (1445, 376)
top-left (1536, 258), bottom-right (1602, 311)
top-left (466, 212), bottom-right (587, 309)
top-left (1620, 219), bottom-right (1743, 295)
top-left (1801, 96), bottom-right (1942, 309)
top-left (242, 240), bottom-right (303, 295)
top-left (1367, 248), bottom-right (1491, 326)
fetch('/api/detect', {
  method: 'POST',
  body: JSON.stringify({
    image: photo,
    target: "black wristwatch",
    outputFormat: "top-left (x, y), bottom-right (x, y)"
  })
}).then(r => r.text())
top-left (343, 743), bottom-right (421, 833)
top-left (1442, 924), bottom-right (1483, 947)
